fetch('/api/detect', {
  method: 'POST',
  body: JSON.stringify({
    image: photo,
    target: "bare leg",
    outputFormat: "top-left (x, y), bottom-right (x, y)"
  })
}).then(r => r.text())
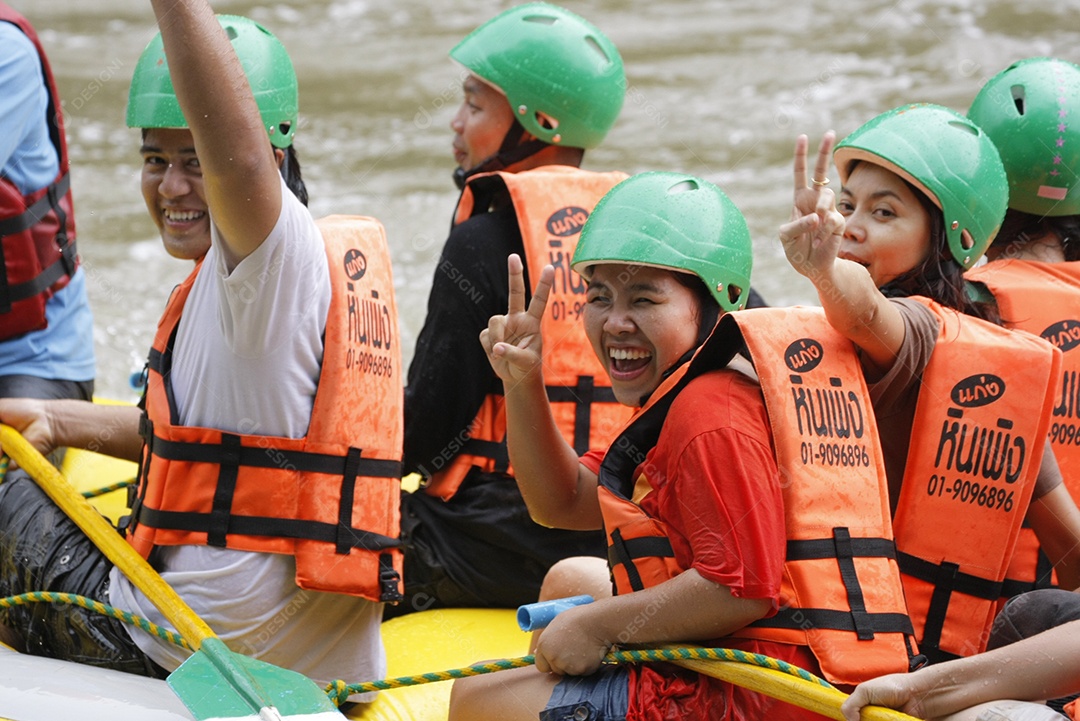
top-left (449, 665), bottom-right (559, 721)
top-left (530, 556), bottom-right (612, 653)
top-left (938, 701), bottom-right (1061, 721)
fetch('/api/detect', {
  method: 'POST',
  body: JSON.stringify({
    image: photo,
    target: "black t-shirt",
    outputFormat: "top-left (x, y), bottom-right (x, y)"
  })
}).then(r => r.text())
top-left (403, 190), bottom-right (525, 476)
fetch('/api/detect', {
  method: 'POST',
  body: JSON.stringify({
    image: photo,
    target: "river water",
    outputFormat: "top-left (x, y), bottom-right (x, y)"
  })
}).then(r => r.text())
top-left (12, 0), bottom-right (1080, 400)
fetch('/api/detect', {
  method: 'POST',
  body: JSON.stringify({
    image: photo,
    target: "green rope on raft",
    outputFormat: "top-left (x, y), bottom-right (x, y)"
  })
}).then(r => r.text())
top-left (0, 591), bottom-right (191, 651)
top-left (0, 586), bottom-right (838, 714)
top-left (0, 451), bottom-right (132, 499)
top-left (81, 478), bottom-right (135, 499)
top-left (323, 646), bottom-right (833, 705)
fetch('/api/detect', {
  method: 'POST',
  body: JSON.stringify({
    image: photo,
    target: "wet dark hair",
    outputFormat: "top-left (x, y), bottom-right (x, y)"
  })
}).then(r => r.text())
top-left (872, 172), bottom-right (1001, 325)
top-left (279, 145), bottom-right (308, 207)
top-left (995, 209), bottom-right (1080, 262)
top-left (139, 128), bottom-right (307, 206)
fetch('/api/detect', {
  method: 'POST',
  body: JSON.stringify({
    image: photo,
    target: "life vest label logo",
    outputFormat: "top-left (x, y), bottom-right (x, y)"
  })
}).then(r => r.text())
top-left (343, 249), bottom-right (367, 281)
top-left (784, 338), bottom-right (823, 373)
top-left (546, 207), bottom-right (590, 237)
top-left (951, 374), bottom-right (1005, 407)
top-left (1041, 319), bottom-right (1080, 353)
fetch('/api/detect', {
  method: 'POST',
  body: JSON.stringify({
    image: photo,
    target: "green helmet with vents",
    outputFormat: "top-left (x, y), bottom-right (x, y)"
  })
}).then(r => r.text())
top-left (450, 2), bottom-right (624, 149)
top-left (126, 15), bottom-right (298, 149)
top-left (571, 172), bottom-right (753, 312)
top-left (834, 103), bottom-right (1008, 270)
top-left (968, 57), bottom-right (1080, 217)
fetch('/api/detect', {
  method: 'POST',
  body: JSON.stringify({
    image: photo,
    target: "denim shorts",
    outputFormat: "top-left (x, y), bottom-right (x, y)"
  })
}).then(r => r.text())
top-left (539, 664), bottom-right (631, 721)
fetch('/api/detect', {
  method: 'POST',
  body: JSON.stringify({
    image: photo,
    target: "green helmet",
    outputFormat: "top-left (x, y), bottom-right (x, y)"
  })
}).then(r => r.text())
top-left (450, 2), bottom-right (624, 149)
top-left (571, 172), bottom-right (753, 312)
top-left (126, 15), bottom-right (298, 149)
top-left (968, 57), bottom-right (1080, 217)
top-left (834, 103), bottom-right (1008, 270)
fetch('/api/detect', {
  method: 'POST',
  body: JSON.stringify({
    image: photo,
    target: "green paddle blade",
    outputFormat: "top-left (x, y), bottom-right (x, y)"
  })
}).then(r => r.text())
top-left (168, 638), bottom-right (342, 720)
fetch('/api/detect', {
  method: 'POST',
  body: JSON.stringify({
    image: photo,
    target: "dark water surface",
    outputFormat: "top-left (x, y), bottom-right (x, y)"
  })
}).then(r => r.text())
top-left (12, 0), bottom-right (1080, 400)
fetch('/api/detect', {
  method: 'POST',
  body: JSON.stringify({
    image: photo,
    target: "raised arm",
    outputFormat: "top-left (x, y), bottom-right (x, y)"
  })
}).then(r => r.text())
top-left (780, 132), bottom-right (907, 379)
top-left (479, 253), bottom-right (602, 529)
top-left (150, 0), bottom-right (282, 263)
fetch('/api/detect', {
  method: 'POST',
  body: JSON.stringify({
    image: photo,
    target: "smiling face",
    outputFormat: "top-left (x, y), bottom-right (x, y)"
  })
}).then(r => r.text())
top-left (837, 161), bottom-right (934, 288)
top-left (140, 128), bottom-right (210, 261)
top-left (583, 264), bottom-right (703, 407)
top-left (449, 74), bottom-right (516, 172)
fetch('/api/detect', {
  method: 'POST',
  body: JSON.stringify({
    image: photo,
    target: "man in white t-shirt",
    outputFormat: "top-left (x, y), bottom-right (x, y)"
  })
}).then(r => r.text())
top-left (0, 0), bottom-right (400, 703)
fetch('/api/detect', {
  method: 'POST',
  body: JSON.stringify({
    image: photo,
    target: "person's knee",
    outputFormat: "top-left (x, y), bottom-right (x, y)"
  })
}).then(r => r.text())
top-left (538, 556), bottom-right (610, 602)
top-left (989, 588), bottom-right (1080, 649)
top-left (448, 675), bottom-right (481, 721)
top-left (940, 700), bottom-right (1063, 721)
top-left (449, 674), bottom-right (514, 721)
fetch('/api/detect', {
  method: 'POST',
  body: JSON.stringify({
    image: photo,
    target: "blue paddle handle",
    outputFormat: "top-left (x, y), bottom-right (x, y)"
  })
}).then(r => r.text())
top-left (516, 595), bottom-right (594, 631)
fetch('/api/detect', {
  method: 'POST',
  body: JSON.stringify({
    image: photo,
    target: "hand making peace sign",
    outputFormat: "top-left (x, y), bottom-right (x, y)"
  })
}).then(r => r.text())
top-left (778, 131), bottom-right (847, 282)
top-left (480, 253), bottom-right (553, 385)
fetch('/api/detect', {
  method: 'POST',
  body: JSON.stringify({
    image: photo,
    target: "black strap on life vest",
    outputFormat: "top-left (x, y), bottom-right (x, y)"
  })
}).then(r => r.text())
top-left (546, 376), bottom-right (618, 456)
top-left (1000, 527), bottom-right (1058, 598)
top-left (459, 437), bottom-right (511, 474)
top-left (134, 429), bottom-right (402, 549)
top-left (597, 316), bottom-right (744, 502)
top-left (459, 377), bottom-right (619, 472)
top-left (606, 527), bottom-right (675, 593)
top-left (897, 550), bottom-right (1004, 663)
top-left (0, 173), bottom-right (76, 314)
top-left (750, 528), bottom-right (916, 640)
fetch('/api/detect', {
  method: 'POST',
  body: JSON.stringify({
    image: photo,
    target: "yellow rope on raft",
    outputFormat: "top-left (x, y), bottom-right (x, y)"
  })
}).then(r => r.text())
top-left (0, 591), bottom-right (191, 650)
top-left (81, 478), bottom-right (135, 499)
top-left (324, 646), bottom-right (832, 703)
top-left (0, 451), bottom-right (132, 499)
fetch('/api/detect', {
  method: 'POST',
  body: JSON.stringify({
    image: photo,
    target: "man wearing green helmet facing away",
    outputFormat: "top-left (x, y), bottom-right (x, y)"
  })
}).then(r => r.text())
top-left (0, 0), bottom-right (403, 700)
top-left (447, 171), bottom-right (909, 719)
top-left (396, 2), bottom-right (635, 616)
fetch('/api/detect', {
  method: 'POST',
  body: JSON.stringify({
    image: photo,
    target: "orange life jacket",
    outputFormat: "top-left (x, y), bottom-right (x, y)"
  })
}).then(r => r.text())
top-left (967, 260), bottom-right (1080, 597)
top-left (424, 166), bottom-right (634, 500)
top-left (126, 216), bottom-right (404, 602)
top-left (0, 4), bottom-right (78, 340)
top-left (892, 297), bottom-right (1062, 661)
top-left (597, 308), bottom-right (916, 686)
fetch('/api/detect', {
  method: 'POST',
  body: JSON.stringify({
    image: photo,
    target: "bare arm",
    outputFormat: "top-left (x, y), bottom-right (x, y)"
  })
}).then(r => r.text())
top-left (0, 399), bottom-right (143, 462)
top-left (479, 254), bottom-right (603, 529)
top-left (534, 568), bottom-right (770, 676)
top-left (779, 133), bottom-right (906, 379)
top-left (841, 618), bottom-right (1080, 720)
top-left (150, 0), bottom-right (282, 263)
top-left (1028, 444), bottom-right (1080, 590)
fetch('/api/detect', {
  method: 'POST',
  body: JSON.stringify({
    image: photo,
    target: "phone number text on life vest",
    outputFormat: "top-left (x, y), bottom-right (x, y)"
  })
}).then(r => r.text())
top-left (925, 475), bottom-right (1015, 512)
top-left (799, 441), bottom-right (871, 467)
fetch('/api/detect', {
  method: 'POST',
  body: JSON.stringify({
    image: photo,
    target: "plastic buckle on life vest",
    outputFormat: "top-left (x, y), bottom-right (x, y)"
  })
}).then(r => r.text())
top-left (378, 553), bottom-right (404, 603)
top-left (137, 413), bottom-right (153, 443)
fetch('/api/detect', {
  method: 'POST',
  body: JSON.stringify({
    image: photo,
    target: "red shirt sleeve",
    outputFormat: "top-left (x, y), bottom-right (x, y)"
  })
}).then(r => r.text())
top-left (579, 448), bottom-right (605, 476)
top-left (638, 370), bottom-right (786, 603)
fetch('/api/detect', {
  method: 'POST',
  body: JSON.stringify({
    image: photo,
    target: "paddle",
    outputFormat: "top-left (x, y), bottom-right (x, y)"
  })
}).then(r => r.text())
top-left (0, 425), bottom-right (342, 721)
